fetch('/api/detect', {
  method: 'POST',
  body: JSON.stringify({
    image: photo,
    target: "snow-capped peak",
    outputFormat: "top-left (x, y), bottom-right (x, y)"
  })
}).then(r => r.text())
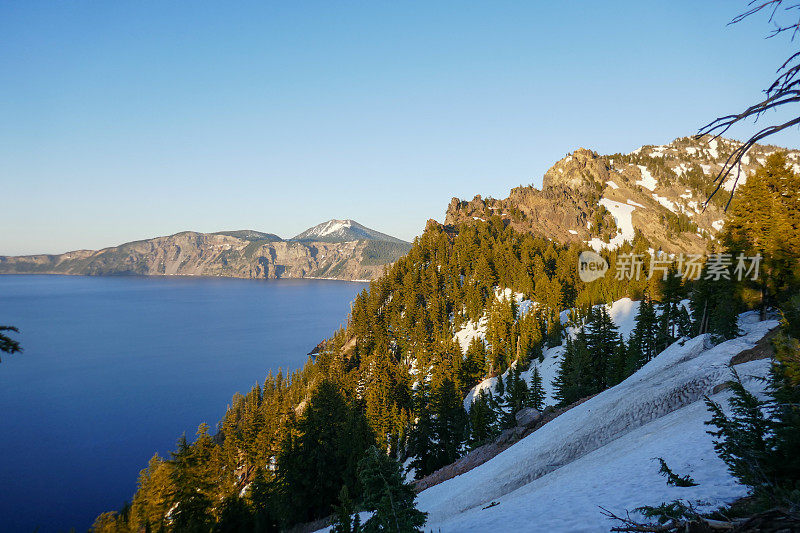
top-left (291, 219), bottom-right (409, 244)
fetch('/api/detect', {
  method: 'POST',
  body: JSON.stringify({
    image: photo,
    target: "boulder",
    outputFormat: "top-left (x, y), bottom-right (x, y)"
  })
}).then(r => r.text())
top-left (515, 407), bottom-right (542, 428)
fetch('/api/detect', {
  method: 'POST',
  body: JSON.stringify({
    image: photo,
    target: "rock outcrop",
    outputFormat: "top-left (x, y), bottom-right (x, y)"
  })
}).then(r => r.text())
top-left (445, 136), bottom-right (800, 253)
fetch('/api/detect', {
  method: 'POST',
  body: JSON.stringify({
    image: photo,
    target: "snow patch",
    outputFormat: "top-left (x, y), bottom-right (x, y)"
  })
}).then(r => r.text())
top-left (707, 139), bottom-right (719, 159)
top-left (635, 166), bottom-right (657, 191)
top-left (652, 194), bottom-right (677, 213)
top-left (587, 199), bottom-right (636, 251)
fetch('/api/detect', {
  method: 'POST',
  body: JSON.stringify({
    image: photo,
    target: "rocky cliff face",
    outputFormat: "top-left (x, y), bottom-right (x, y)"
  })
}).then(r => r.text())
top-left (445, 136), bottom-right (800, 253)
top-left (0, 230), bottom-right (411, 281)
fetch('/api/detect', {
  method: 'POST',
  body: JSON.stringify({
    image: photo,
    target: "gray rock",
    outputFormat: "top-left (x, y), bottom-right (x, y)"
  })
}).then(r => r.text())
top-left (515, 407), bottom-right (542, 427)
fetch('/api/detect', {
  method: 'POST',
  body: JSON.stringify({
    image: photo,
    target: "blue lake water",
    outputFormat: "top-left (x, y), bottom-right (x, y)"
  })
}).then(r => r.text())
top-left (0, 275), bottom-right (363, 532)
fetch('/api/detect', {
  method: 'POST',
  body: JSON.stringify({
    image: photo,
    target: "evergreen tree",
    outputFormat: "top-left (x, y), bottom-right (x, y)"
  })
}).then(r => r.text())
top-left (724, 152), bottom-right (800, 315)
top-left (248, 470), bottom-right (280, 532)
top-left (695, 270), bottom-right (740, 345)
top-left (0, 325), bottom-right (22, 363)
top-left (277, 380), bottom-right (374, 526)
top-left (500, 362), bottom-right (529, 428)
top-left (214, 496), bottom-right (254, 533)
top-left (495, 372), bottom-right (505, 397)
top-left (705, 369), bottom-right (773, 500)
top-left (676, 305), bottom-right (693, 339)
top-left (553, 334), bottom-right (589, 406)
top-left (331, 485), bottom-right (361, 533)
top-left (406, 381), bottom-right (436, 479)
top-left (460, 337), bottom-right (486, 388)
top-left (431, 378), bottom-right (468, 469)
top-left (467, 390), bottom-right (500, 447)
top-left (528, 366), bottom-right (545, 411)
top-left (357, 447), bottom-right (427, 533)
top-left (708, 292), bottom-right (740, 344)
top-left (583, 306), bottom-right (620, 393)
top-left (170, 426), bottom-right (217, 533)
top-left (628, 293), bottom-right (658, 370)
top-left (704, 294), bottom-right (800, 514)
top-left (130, 453), bottom-right (173, 531)
top-left (608, 336), bottom-right (629, 387)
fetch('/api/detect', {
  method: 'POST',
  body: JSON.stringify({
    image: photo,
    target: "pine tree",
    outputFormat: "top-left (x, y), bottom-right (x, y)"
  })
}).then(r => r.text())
top-left (357, 447), bottom-right (427, 533)
top-left (406, 381), bottom-right (436, 479)
top-left (706, 275), bottom-right (740, 345)
top-left (724, 152), bottom-right (800, 315)
top-left (248, 470), bottom-right (280, 532)
top-left (528, 366), bottom-right (545, 411)
top-left (276, 380), bottom-right (374, 526)
top-left (553, 334), bottom-right (589, 406)
top-left (0, 325), bottom-right (22, 363)
top-left (431, 378), bottom-right (468, 469)
top-left (705, 369), bottom-right (772, 498)
top-left (330, 485), bottom-right (361, 533)
top-left (130, 453), bottom-right (173, 531)
top-left (703, 296), bottom-right (800, 514)
top-left (170, 425), bottom-right (218, 533)
top-left (467, 390), bottom-right (499, 447)
top-left (495, 372), bottom-right (505, 397)
top-left (460, 337), bottom-right (486, 387)
top-left (654, 265), bottom-right (685, 353)
top-left (628, 294), bottom-right (658, 370)
top-left (500, 362), bottom-right (529, 428)
top-left (584, 306), bottom-right (620, 393)
top-left (215, 496), bottom-right (255, 533)
top-left (608, 337), bottom-right (629, 387)
top-left (676, 305), bottom-right (693, 339)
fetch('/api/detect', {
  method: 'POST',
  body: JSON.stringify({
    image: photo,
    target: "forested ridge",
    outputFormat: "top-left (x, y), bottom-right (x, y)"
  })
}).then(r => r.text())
top-left (93, 153), bottom-right (800, 532)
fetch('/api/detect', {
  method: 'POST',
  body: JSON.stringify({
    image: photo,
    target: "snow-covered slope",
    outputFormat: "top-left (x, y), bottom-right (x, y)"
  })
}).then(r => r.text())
top-left (419, 313), bottom-right (778, 532)
top-left (461, 297), bottom-right (645, 410)
top-left (291, 219), bottom-right (408, 244)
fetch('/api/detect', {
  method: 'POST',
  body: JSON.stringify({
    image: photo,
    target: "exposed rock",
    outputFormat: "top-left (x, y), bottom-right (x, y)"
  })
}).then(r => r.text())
top-left (445, 136), bottom-right (800, 254)
top-left (514, 407), bottom-right (542, 427)
top-left (542, 148), bottom-right (609, 190)
top-left (731, 327), bottom-right (779, 365)
top-left (0, 226), bottom-right (412, 281)
top-left (711, 381), bottom-right (732, 395)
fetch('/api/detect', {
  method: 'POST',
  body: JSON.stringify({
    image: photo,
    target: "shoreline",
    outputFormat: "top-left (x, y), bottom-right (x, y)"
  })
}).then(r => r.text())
top-left (0, 272), bottom-right (372, 283)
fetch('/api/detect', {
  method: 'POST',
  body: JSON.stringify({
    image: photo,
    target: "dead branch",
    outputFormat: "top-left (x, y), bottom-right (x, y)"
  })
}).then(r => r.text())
top-left (695, 1), bottom-right (800, 208)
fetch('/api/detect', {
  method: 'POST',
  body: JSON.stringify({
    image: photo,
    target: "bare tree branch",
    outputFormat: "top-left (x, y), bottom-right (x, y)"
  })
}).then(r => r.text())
top-left (696, 1), bottom-right (800, 208)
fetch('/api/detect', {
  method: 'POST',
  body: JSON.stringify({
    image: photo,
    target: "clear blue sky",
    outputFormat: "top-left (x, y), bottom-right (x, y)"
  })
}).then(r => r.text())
top-left (2, 1), bottom-right (799, 255)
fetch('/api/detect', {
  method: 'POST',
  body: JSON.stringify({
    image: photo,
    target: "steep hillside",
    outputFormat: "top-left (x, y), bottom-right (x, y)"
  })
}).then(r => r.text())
top-left (446, 136), bottom-right (800, 253)
top-left (0, 221), bottom-right (412, 281)
top-left (415, 312), bottom-right (778, 532)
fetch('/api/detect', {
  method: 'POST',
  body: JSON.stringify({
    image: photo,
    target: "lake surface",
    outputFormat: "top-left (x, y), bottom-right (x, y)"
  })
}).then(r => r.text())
top-left (0, 275), bottom-right (363, 532)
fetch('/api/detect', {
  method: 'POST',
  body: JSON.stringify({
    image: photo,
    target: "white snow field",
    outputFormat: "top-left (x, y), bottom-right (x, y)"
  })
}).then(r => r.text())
top-left (636, 165), bottom-right (658, 191)
top-left (418, 313), bottom-right (778, 532)
top-left (588, 199), bottom-right (636, 251)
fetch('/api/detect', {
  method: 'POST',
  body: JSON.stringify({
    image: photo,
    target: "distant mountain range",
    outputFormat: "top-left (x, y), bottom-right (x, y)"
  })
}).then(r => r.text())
top-left (0, 220), bottom-right (412, 281)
